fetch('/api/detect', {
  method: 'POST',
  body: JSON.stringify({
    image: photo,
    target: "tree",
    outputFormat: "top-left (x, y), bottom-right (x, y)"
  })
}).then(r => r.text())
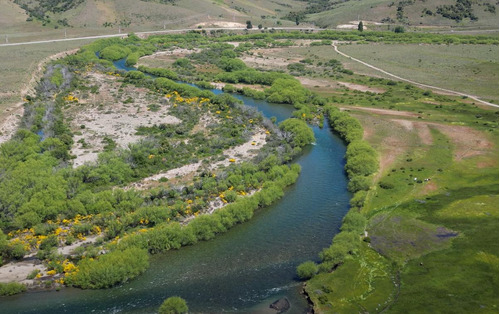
top-left (358, 21), bottom-right (364, 32)
top-left (296, 261), bottom-right (318, 279)
top-left (246, 20), bottom-right (253, 29)
top-left (394, 25), bottom-right (405, 33)
top-left (258, 24), bottom-right (263, 29)
top-left (159, 296), bottom-right (188, 314)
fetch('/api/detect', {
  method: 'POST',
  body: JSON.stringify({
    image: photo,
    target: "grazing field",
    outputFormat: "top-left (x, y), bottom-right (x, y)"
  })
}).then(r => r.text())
top-left (339, 43), bottom-right (499, 103)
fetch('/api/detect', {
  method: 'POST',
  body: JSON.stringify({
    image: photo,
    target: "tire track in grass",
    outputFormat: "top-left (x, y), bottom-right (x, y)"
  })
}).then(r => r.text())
top-left (332, 42), bottom-right (498, 108)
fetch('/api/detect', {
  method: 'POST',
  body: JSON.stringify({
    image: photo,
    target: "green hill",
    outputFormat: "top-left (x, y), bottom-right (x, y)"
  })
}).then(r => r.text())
top-left (294, 0), bottom-right (499, 31)
top-left (3, 0), bottom-right (498, 42)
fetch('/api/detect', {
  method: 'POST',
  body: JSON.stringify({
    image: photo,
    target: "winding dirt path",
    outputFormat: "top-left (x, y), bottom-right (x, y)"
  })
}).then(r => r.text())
top-left (332, 43), bottom-right (498, 108)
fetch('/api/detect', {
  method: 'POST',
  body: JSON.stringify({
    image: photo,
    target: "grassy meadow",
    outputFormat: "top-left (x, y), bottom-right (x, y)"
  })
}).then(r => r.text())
top-left (340, 43), bottom-right (499, 103)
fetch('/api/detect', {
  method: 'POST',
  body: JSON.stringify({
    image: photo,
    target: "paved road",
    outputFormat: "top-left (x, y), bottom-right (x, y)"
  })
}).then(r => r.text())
top-left (0, 27), bottom-right (318, 47)
top-left (332, 42), bottom-right (498, 108)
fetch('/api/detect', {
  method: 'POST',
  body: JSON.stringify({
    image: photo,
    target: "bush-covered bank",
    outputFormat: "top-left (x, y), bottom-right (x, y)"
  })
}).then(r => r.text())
top-left (0, 282), bottom-right (27, 296)
top-left (297, 105), bottom-right (375, 276)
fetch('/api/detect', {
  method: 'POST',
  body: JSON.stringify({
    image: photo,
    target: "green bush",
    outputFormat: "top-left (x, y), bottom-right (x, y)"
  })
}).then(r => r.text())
top-left (158, 296), bottom-right (188, 314)
top-left (0, 282), bottom-right (26, 296)
top-left (99, 45), bottom-right (131, 61)
top-left (297, 261), bottom-right (319, 279)
top-left (66, 248), bottom-right (149, 289)
top-left (340, 211), bottom-right (366, 234)
top-left (347, 175), bottom-right (371, 193)
top-left (379, 180), bottom-right (395, 189)
top-left (279, 118), bottom-right (315, 148)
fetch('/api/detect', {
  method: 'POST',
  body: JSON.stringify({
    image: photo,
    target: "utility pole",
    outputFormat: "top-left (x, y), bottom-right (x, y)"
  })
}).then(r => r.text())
top-left (64, 28), bottom-right (67, 38)
top-left (5, 35), bottom-right (8, 44)
top-left (119, 26), bottom-right (121, 34)
top-left (164, 23), bottom-right (166, 30)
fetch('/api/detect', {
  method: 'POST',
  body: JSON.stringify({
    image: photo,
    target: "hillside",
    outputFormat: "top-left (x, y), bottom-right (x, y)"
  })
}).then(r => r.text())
top-left (295, 0), bottom-right (499, 30)
top-left (1, 0), bottom-right (308, 42)
top-left (2, 0), bottom-right (498, 43)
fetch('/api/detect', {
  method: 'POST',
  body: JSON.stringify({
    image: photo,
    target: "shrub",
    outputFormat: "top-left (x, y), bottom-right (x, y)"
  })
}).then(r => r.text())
top-left (66, 248), bottom-right (149, 289)
top-left (340, 211), bottom-right (366, 234)
top-left (0, 282), bottom-right (26, 296)
top-left (379, 180), bottom-right (395, 189)
top-left (279, 118), bottom-right (315, 148)
top-left (297, 261), bottom-right (319, 279)
top-left (159, 296), bottom-right (188, 314)
top-left (347, 175), bottom-right (371, 193)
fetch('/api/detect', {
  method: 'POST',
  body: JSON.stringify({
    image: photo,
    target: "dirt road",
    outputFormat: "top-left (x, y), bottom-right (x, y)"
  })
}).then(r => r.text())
top-left (332, 42), bottom-right (498, 108)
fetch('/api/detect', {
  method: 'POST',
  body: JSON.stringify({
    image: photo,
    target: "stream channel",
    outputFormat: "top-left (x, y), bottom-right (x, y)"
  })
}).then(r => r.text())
top-left (1, 59), bottom-right (351, 313)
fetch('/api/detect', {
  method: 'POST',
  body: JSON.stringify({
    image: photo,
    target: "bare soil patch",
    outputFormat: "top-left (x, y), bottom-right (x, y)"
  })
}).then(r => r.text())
top-left (138, 48), bottom-right (200, 66)
top-left (429, 123), bottom-right (493, 161)
top-left (211, 82), bottom-right (265, 91)
top-left (194, 21), bottom-right (246, 28)
top-left (342, 106), bottom-right (420, 118)
top-left (391, 119), bottom-right (433, 145)
top-left (240, 49), bottom-right (302, 70)
top-left (297, 77), bottom-right (334, 89)
top-left (128, 129), bottom-right (267, 190)
top-left (0, 259), bottom-right (45, 285)
top-left (337, 81), bottom-right (386, 94)
top-left (66, 72), bottom-right (180, 167)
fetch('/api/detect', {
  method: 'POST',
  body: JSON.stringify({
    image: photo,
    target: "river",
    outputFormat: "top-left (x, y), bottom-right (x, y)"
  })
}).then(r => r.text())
top-left (0, 61), bottom-right (350, 313)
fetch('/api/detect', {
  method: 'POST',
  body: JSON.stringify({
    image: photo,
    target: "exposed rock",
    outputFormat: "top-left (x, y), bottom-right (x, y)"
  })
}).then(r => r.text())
top-left (270, 297), bottom-right (290, 313)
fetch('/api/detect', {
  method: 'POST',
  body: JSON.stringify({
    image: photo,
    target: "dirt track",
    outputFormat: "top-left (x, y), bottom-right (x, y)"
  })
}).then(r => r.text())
top-left (332, 43), bottom-right (498, 108)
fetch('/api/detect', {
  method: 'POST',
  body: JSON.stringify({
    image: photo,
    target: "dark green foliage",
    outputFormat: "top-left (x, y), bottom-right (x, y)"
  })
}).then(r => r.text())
top-left (379, 180), bottom-right (395, 189)
top-left (279, 119), bottom-right (315, 148)
top-left (138, 66), bottom-right (179, 80)
top-left (297, 261), bottom-right (319, 279)
top-left (219, 57), bottom-right (247, 72)
top-left (0, 282), bottom-right (27, 296)
top-left (394, 26), bottom-right (405, 33)
top-left (159, 296), bottom-right (188, 314)
top-left (340, 211), bottom-right (366, 234)
top-left (325, 106), bottom-right (363, 143)
top-left (436, 0), bottom-right (478, 21)
top-left (216, 69), bottom-right (291, 86)
top-left (125, 71), bottom-right (146, 80)
top-left (344, 154), bottom-right (378, 177)
top-left (173, 58), bottom-right (192, 69)
top-left (358, 21), bottom-right (364, 32)
top-left (265, 79), bottom-right (311, 105)
top-left (125, 53), bottom-right (140, 66)
top-left (15, 0), bottom-right (84, 23)
top-left (347, 175), bottom-right (371, 193)
top-left (100, 45), bottom-right (131, 61)
top-left (66, 248), bottom-right (149, 289)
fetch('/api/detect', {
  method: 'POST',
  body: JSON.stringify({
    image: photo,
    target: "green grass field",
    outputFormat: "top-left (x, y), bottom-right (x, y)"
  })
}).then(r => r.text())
top-left (339, 43), bottom-right (499, 103)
